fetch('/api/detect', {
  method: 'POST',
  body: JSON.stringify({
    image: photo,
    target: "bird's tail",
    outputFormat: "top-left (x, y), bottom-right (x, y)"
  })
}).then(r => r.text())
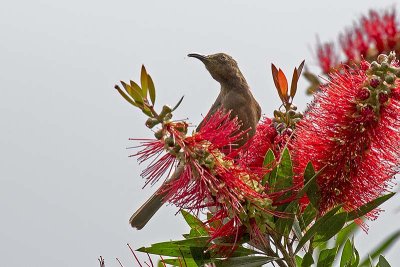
top-left (129, 189), bottom-right (166, 229)
top-left (129, 163), bottom-right (185, 230)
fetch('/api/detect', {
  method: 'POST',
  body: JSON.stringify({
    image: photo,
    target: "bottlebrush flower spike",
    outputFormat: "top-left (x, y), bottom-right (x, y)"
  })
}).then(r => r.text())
top-left (292, 52), bottom-right (400, 217)
top-left (164, 110), bottom-right (267, 213)
top-left (317, 42), bottom-right (339, 73)
top-left (316, 9), bottom-right (400, 74)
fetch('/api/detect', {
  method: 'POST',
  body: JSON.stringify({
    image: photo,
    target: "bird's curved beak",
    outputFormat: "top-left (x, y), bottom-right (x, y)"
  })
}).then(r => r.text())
top-left (188, 53), bottom-right (208, 63)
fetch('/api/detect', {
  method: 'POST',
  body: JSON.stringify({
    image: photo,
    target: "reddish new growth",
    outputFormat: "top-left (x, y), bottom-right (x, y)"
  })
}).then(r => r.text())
top-left (317, 9), bottom-right (400, 73)
top-left (292, 53), bottom-right (400, 217)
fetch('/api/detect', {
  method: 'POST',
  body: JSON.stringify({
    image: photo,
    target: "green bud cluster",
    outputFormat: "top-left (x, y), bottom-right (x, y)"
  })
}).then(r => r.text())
top-left (359, 52), bottom-right (400, 118)
top-left (273, 104), bottom-right (303, 133)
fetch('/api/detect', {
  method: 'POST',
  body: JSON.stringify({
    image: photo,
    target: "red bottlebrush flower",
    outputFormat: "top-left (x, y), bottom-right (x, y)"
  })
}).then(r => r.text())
top-left (316, 9), bottom-right (400, 73)
top-left (292, 53), bottom-right (400, 217)
top-left (317, 42), bottom-right (339, 73)
top-left (239, 117), bottom-right (277, 168)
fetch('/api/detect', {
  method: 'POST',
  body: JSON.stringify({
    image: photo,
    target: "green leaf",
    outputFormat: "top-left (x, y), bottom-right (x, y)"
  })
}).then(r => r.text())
top-left (181, 210), bottom-right (208, 236)
top-left (147, 74), bottom-right (156, 105)
top-left (172, 96), bottom-right (185, 111)
top-left (173, 237), bottom-right (209, 247)
top-left (295, 205), bottom-right (343, 253)
top-left (301, 252), bottom-right (314, 267)
top-left (340, 239), bottom-right (355, 267)
top-left (299, 204), bottom-right (317, 231)
top-left (140, 65), bottom-right (148, 98)
top-left (295, 255), bottom-right (303, 267)
top-left (335, 222), bottom-right (358, 249)
top-left (114, 85), bottom-right (139, 107)
top-left (378, 255), bottom-right (391, 267)
top-left (314, 212), bottom-right (348, 244)
top-left (122, 80), bottom-right (144, 104)
top-left (359, 230), bottom-right (400, 266)
top-left (302, 162), bottom-right (322, 209)
top-left (162, 258), bottom-right (199, 267)
top-left (276, 148), bottom-right (293, 187)
top-left (317, 247), bottom-right (339, 267)
top-left (262, 149), bottom-right (277, 187)
top-left (347, 193), bottom-right (395, 221)
top-left (275, 200), bottom-right (298, 236)
top-left (137, 240), bottom-right (210, 262)
top-left (340, 239), bottom-right (359, 267)
top-left (214, 255), bottom-right (278, 267)
top-left (293, 216), bottom-right (303, 240)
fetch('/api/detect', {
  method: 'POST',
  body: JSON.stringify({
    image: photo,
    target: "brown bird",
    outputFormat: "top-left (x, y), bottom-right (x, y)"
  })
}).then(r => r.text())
top-left (129, 53), bottom-right (261, 229)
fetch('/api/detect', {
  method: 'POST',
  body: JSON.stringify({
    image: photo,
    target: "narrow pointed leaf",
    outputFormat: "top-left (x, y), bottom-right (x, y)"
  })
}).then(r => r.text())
top-left (378, 255), bottom-right (391, 267)
top-left (271, 63), bottom-right (284, 102)
top-left (181, 210), bottom-right (208, 236)
top-left (317, 247), bottom-right (338, 267)
top-left (302, 252), bottom-right (314, 267)
top-left (299, 204), bottom-right (317, 230)
top-left (359, 230), bottom-right (400, 266)
top-left (347, 193), bottom-right (395, 221)
top-left (140, 65), bottom-right (148, 98)
top-left (290, 67), bottom-right (299, 99)
top-left (275, 148), bottom-right (293, 189)
top-left (147, 74), bottom-right (156, 104)
top-left (340, 239), bottom-right (355, 267)
top-left (214, 256), bottom-right (278, 267)
top-left (297, 60), bottom-right (305, 77)
top-left (297, 163), bottom-right (324, 203)
top-left (295, 255), bottom-right (303, 266)
top-left (114, 85), bottom-right (139, 107)
top-left (313, 212), bottom-right (347, 244)
top-left (295, 205), bottom-right (343, 253)
top-left (262, 149), bottom-right (277, 187)
top-left (122, 81), bottom-right (144, 104)
top-left (293, 216), bottom-right (303, 240)
top-left (172, 96), bottom-right (185, 111)
top-left (278, 69), bottom-right (289, 102)
top-left (335, 222), bottom-right (359, 249)
top-left (162, 258), bottom-right (198, 267)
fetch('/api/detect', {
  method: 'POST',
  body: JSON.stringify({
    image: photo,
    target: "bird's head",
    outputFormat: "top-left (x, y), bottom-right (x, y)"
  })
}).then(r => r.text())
top-left (188, 53), bottom-right (243, 84)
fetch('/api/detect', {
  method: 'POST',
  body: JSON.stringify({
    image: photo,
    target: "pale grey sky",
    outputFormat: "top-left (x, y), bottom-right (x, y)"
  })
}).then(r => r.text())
top-left (0, 1), bottom-right (399, 266)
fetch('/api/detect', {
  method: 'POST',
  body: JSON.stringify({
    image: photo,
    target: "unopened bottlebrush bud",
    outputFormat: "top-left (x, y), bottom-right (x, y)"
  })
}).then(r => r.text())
top-left (381, 61), bottom-right (390, 71)
top-left (164, 136), bottom-right (174, 147)
top-left (370, 77), bottom-right (380, 88)
top-left (370, 61), bottom-right (380, 71)
top-left (357, 88), bottom-right (370, 100)
top-left (154, 129), bottom-right (163, 139)
top-left (158, 105), bottom-right (172, 120)
top-left (175, 122), bottom-right (188, 133)
top-left (378, 93), bottom-right (389, 104)
top-left (385, 73), bottom-right (396, 84)
top-left (145, 118), bottom-right (160, 128)
top-left (288, 110), bottom-right (296, 117)
top-left (377, 54), bottom-right (388, 63)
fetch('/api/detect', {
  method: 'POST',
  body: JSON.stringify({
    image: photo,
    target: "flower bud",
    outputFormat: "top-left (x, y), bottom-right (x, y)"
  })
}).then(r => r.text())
top-left (369, 78), bottom-right (380, 88)
top-left (356, 88), bottom-right (370, 100)
top-left (370, 61), bottom-right (380, 70)
top-left (385, 73), bottom-right (395, 84)
top-left (378, 93), bottom-right (389, 104)
top-left (154, 129), bottom-right (163, 139)
top-left (145, 118), bottom-right (159, 128)
top-left (377, 54), bottom-right (388, 63)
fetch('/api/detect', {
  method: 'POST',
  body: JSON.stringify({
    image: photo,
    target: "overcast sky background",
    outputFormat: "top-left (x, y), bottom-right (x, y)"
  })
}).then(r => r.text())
top-left (1, 1), bottom-right (399, 266)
